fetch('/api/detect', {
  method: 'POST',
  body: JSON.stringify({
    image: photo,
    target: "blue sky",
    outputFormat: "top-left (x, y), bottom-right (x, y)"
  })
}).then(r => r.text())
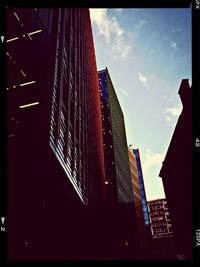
top-left (90, 8), bottom-right (192, 201)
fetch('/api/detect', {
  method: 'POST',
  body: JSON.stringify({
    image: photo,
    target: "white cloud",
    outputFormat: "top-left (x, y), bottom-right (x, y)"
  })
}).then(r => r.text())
top-left (166, 116), bottom-right (173, 123)
top-left (165, 106), bottom-right (182, 117)
top-left (90, 9), bottom-right (112, 42)
top-left (89, 9), bottom-right (132, 59)
top-left (119, 88), bottom-right (128, 96)
top-left (171, 41), bottom-right (178, 50)
top-left (116, 9), bottom-right (123, 14)
top-left (137, 73), bottom-right (159, 93)
top-left (138, 20), bottom-right (146, 26)
top-left (138, 72), bottom-right (147, 83)
top-left (140, 149), bottom-right (166, 201)
top-left (137, 72), bottom-right (149, 88)
top-left (142, 149), bottom-right (165, 176)
top-left (164, 36), bottom-right (179, 50)
top-left (165, 104), bottom-right (182, 123)
top-left (111, 36), bottom-right (131, 58)
top-left (171, 27), bottom-right (182, 34)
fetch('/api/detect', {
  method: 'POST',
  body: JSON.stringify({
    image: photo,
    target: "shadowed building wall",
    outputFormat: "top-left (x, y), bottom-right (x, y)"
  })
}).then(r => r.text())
top-left (159, 79), bottom-right (192, 260)
top-left (7, 8), bottom-right (106, 260)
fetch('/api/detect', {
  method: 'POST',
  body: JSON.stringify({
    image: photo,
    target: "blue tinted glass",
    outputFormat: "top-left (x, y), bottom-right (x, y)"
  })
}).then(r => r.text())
top-left (98, 71), bottom-right (109, 102)
top-left (143, 206), bottom-right (147, 212)
top-left (142, 199), bottom-right (146, 205)
top-left (141, 190), bottom-right (145, 197)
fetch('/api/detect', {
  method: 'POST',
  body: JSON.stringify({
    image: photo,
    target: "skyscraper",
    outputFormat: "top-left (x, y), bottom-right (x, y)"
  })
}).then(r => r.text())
top-left (128, 147), bottom-right (144, 219)
top-left (98, 68), bottom-right (139, 259)
top-left (132, 148), bottom-right (150, 225)
top-left (98, 68), bottom-right (134, 204)
top-left (7, 8), bottom-right (106, 260)
top-left (159, 79), bottom-right (192, 260)
top-left (128, 147), bottom-right (151, 257)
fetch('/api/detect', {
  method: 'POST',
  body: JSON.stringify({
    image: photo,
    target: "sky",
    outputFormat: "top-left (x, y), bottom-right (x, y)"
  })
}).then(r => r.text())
top-left (90, 8), bottom-right (192, 201)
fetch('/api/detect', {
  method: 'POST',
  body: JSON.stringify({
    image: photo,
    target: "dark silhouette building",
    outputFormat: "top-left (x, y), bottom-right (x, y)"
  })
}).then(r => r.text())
top-left (98, 68), bottom-right (140, 260)
top-left (159, 79), bottom-right (192, 260)
top-left (148, 198), bottom-right (175, 259)
top-left (7, 8), bottom-right (106, 260)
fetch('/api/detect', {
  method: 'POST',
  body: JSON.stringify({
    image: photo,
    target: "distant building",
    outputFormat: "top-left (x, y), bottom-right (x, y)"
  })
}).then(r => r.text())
top-left (128, 148), bottom-right (143, 220)
top-left (128, 147), bottom-right (151, 258)
top-left (98, 68), bottom-right (134, 204)
top-left (132, 148), bottom-right (150, 225)
top-left (159, 79), bottom-right (192, 260)
top-left (98, 68), bottom-right (139, 259)
top-left (7, 8), bottom-right (106, 260)
top-left (148, 199), bottom-right (175, 259)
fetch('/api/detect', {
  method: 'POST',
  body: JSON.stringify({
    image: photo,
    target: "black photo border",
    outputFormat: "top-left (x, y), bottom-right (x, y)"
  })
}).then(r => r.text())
top-left (1, 0), bottom-right (199, 266)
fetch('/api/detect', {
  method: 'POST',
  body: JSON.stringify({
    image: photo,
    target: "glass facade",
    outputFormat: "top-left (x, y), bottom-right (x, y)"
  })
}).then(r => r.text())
top-left (98, 68), bottom-right (134, 203)
top-left (7, 8), bottom-right (58, 260)
top-left (98, 70), bottom-right (118, 207)
top-left (132, 149), bottom-right (150, 225)
top-left (48, 9), bottom-right (106, 206)
top-left (7, 8), bottom-right (53, 140)
top-left (7, 8), bottom-right (107, 260)
top-left (7, 8), bottom-right (105, 207)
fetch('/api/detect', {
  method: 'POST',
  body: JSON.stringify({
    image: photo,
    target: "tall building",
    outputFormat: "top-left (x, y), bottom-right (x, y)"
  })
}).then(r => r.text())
top-left (128, 147), bottom-right (150, 257)
top-left (98, 68), bottom-right (134, 204)
top-left (98, 68), bottom-right (139, 259)
top-left (159, 79), bottom-right (192, 260)
top-left (148, 199), bottom-right (175, 259)
top-left (7, 8), bottom-right (106, 260)
top-left (128, 147), bottom-right (143, 220)
top-left (132, 148), bottom-right (150, 225)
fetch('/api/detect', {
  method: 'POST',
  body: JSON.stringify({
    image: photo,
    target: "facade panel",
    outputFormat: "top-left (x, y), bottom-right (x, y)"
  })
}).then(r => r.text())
top-left (132, 148), bottom-right (150, 225)
top-left (98, 68), bottom-right (134, 203)
top-left (98, 68), bottom-right (141, 260)
top-left (49, 9), bottom-right (106, 206)
top-left (128, 148), bottom-right (150, 255)
top-left (7, 8), bottom-right (106, 260)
